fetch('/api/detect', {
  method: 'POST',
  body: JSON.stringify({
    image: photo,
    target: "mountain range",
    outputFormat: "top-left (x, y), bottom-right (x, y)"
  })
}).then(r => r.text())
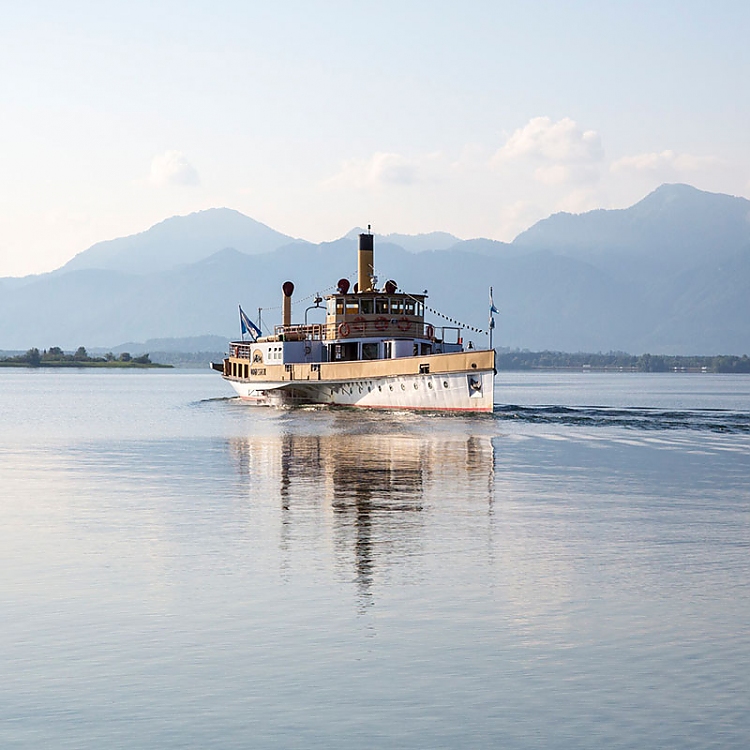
top-left (1, 183), bottom-right (748, 355)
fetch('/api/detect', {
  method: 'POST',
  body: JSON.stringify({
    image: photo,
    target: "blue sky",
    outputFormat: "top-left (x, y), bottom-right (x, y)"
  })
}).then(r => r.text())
top-left (1, 0), bottom-right (748, 275)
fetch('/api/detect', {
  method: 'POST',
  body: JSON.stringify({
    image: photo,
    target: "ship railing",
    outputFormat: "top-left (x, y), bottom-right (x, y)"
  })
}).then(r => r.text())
top-left (244, 321), bottom-right (464, 346)
top-left (320, 319), bottom-right (462, 342)
top-left (230, 343), bottom-right (253, 359)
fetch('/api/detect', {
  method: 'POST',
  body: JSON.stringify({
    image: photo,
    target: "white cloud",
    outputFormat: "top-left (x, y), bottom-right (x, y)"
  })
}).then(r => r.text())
top-left (149, 150), bottom-right (200, 187)
top-left (324, 151), bottom-right (444, 190)
top-left (493, 116), bottom-right (604, 167)
top-left (610, 149), bottom-right (720, 178)
top-left (532, 163), bottom-right (599, 186)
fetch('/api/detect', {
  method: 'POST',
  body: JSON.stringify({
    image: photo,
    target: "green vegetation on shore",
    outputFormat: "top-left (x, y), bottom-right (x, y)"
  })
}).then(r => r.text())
top-left (0, 347), bottom-right (171, 368)
top-left (496, 351), bottom-right (750, 373)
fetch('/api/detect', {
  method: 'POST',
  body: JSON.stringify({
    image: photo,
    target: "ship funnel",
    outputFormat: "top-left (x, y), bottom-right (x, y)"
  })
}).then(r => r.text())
top-left (358, 231), bottom-right (374, 293)
top-left (282, 281), bottom-right (294, 328)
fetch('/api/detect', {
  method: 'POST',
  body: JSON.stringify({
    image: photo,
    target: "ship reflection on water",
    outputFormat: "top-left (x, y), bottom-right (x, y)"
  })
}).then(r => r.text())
top-left (227, 418), bottom-right (495, 604)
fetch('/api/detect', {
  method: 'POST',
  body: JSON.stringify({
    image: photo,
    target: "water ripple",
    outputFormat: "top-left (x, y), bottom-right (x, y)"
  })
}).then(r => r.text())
top-left (494, 404), bottom-right (750, 433)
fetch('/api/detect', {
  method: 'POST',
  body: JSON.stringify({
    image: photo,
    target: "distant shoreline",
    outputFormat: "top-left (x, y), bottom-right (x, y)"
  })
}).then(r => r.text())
top-left (495, 351), bottom-right (750, 374)
top-left (0, 346), bottom-right (172, 369)
top-left (0, 361), bottom-right (171, 369)
top-left (2, 348), bottom-right (749, 374)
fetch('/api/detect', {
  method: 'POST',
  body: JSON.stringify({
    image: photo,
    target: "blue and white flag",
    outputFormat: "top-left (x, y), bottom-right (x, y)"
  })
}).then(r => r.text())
top-left (239, 305), bottom-right (262, 340)
top-left (489, 287), bottom-right (498, 331)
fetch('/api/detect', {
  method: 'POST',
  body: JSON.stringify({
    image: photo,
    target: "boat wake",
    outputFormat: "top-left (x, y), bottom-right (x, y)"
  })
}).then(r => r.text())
top-left (494, 404), bottom-right (750, 433)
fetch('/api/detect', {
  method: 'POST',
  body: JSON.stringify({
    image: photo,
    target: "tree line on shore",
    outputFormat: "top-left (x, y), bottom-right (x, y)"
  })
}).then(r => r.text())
top-left (1, 347), bottom-right (155, 367)
top-left (3, 346), bottom-right (749, 373)
top-left (496, 351), bottom-right (750, 373)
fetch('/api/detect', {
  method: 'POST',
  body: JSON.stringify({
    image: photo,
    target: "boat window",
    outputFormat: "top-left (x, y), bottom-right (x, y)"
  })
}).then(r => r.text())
top-left (404, 299), bottom-right (416, 316)
top-left (328, 298), bottom-right (338, 316)
top-left (345, 297), bottom-right (359, 315)
top-left (416, 301), bottom-right (424, 317)
top-left (360, 298), bottom-right (373, 315)
top-left (362, 342), bottom-right (378, 360)
top-left (375, 297), bottom-right (389, 314)
top-left (335, 298), bottom-right (344, 315)
top-left (383, 341), bottom-right (392, 359)
top-left (390, 298), bottom-right (403, 315)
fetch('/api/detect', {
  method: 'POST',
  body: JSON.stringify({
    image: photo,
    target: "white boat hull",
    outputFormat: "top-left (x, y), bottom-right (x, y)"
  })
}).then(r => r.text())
top-left (225, 368), bottom-right (494, 412)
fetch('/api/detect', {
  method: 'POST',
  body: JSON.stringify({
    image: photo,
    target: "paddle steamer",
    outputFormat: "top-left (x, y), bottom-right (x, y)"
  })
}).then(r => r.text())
top-left (213, 231), bottom-right (495, 412)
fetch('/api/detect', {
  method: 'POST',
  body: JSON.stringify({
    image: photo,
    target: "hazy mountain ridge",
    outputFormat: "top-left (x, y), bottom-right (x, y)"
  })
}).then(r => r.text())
top-left (1, 184), bottom-right (748, 354)
top-left (344, 228), bottom-right (461, 253)
top-left (61, 208), bottom-right (299, 274)
top-left (513, 184), bottom-right (750, 271)
top-left (514, 184), bottom-right (750, 249)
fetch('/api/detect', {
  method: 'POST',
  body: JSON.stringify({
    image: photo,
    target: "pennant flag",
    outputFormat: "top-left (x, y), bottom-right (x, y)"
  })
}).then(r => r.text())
top-left (488, 286), bottom-right (498, 341)
top-left (239, 305), bottom-right (262, 340)
top-left (489, 287), bottom-right (499, 315)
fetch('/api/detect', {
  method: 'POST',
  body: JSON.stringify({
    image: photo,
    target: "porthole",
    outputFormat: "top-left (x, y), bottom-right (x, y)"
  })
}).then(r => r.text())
top-left (389, 385), bottom-right (393, 391)
top-left (400, 383), bottom-right (406, 391)
top-left (443, 381), bottom-right (449, 388)
top-left (428, 381), bottom-right (433, 389)
top-left (414, 382), bottom-right (419, 389)
top-left (378, 385), bottom-right (382, 392)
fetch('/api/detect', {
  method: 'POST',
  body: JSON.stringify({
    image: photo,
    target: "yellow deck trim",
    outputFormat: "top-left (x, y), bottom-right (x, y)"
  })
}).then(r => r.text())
top-left (224, 349), bottom-right (494, 383)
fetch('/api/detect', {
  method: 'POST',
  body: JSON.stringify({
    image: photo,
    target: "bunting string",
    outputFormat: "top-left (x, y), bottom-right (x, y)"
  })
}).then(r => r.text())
top-left (399, 289), bottom-right (489, 336)
top-left (423, 303), bottom-right (488, 335)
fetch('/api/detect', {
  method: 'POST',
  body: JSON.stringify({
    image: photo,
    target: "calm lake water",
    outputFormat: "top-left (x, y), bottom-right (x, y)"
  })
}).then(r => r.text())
top-left (1, 369), bottom-right (749, 749)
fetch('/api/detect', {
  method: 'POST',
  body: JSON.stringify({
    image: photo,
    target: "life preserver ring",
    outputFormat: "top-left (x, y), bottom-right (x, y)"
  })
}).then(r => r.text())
top-left (338, 322), bottom-right (351, 338)
top-left (426, 324), bottom-right (435, 339)
top-left (374, 316), bottom-right (388, 331)
top-left (352, 316), bottom-right (366, 334)
top-left (397, 317), bottom-right (411, 332)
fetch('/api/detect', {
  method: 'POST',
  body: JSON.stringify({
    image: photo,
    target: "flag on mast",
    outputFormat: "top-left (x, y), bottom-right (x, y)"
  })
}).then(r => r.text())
top-left (239, 305), bottom-right (262, 340)
top-left (488, 287), bottom-right (498, 350)
top-left (489, 287), bottom-right (498, 329)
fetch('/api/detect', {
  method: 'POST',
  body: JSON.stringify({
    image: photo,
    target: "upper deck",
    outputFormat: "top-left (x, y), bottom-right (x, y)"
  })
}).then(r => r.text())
top-left (257, 291), bottom-right (432, 342)
top-left (226, 230), bottom-right (476, 368)
top-left (325, 291), bottom-right (426, 337)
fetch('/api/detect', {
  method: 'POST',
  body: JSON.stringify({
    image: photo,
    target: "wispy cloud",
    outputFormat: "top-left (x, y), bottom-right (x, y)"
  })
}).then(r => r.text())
top-left (611, 149), bottom-right (721, 178)
top-left (493, 117), bottom-right (604, 180)
top-left (324, 151), bottom-right (444, 189)
top-left (490, 117), bottom-right (605, 192)
top-left (149, 150), bottom-right (200, 187)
